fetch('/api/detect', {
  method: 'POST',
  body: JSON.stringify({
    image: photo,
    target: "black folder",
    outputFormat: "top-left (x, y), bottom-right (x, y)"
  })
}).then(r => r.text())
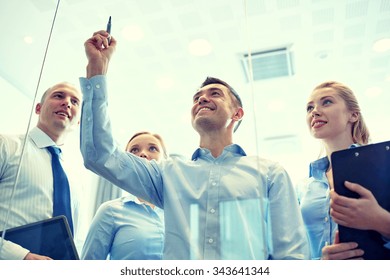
top-left (0, 215), bottom-right (79, 260)
top-left (331, 140), bottom-right (390, 260)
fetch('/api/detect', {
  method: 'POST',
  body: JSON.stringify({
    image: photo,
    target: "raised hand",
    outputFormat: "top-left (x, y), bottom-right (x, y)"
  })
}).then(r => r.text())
top-left (84, 30), bottom-right (117, 78)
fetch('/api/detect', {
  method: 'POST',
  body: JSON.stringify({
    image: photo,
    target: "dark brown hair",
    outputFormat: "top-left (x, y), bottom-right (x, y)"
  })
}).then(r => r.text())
top-left (200, 76), bottom-right (242, 108)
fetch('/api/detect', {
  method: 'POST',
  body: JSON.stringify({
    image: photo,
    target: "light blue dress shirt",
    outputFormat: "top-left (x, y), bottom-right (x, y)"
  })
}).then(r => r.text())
top-left (79, 75), bottom-right (310, 260)
top-left (81, 196), bottom-right (164, 260)
top-left (296, 156), bottom-right (335, 259)
top-left (297, 149), bottom-right (390, 259)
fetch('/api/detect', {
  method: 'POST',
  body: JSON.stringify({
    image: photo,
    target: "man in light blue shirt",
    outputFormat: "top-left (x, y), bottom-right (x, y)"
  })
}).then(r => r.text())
top-left (79, 30), bottom-right (309, 260)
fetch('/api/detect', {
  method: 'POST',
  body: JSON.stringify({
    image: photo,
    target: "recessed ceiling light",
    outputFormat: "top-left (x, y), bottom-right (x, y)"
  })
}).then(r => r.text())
top-left (188, 39), bottom-right (212, 56)
top-left (24, 36), bottom-right (33, 44)
top-left (122, 25), bottom-right (144, 41)
top-left (372, 38), bottom-right (390, 53)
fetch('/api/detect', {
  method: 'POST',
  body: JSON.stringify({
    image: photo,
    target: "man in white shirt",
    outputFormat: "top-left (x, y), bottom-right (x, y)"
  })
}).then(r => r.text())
top-left (0, 82), bottom-right (82, 260)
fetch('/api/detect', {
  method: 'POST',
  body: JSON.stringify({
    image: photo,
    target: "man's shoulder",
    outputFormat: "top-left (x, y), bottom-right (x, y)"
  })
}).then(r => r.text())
top-left (0, 133), bottom-right (24, 141)
top-left (242, 154), bottom-right (280, 166)
top-left (0, 133), bottom-right (25, 151)
top-left (241, 155), bottom-right (290, 180)
top-left (0, 134), bottom-right (25, 171)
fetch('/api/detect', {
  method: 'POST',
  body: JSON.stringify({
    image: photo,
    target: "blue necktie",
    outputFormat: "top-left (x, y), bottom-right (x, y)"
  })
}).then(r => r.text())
top-left (47, 146), bottom-right (74, 235)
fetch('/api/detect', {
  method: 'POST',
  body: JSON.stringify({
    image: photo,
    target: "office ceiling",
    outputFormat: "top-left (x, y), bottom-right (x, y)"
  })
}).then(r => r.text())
top-left (1, 0), bottom-right (390, 179)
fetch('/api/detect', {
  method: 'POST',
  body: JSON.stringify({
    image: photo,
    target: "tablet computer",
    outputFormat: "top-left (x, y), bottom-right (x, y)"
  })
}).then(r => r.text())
top-left (1, 215), bottom-right (79, 260)
top-left (331, 140), bottom-right (390, 259)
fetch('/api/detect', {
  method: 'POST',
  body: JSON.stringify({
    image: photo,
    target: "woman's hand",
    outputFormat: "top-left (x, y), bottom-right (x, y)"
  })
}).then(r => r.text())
top-left (330, 181), bottom-right (390, 238)
top-left (321, 231), bottom-right (364, 260)
top-left (24, 252), bottom-right (52, 260)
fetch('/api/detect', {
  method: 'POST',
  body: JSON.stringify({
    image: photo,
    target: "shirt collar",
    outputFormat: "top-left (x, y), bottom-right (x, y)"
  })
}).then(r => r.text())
top-left (123, 196), bottom-right (162, 213)
top-left (122, 195), bottom-right (139, 204)
top-left (122, 195), bottom-right (152, 206)
top-left (191, 143), bottom-right (247, 161)
top-left (309, 156), bottom-right (329, 179)
top-left (29, 127), bottom-right (57, 149)
top-left (309, 143), bottom-right (361, 178)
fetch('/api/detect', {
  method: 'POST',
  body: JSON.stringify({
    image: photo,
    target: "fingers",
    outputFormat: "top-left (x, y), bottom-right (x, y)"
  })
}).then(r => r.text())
top-left (85, 30), bottom-right (115, 50)
top-left (83, 30), bottom-right (117, 78)
top-left (330, 183), bottom-right (366, 208)
top-left (330, 181), bottom-right (379, 228)
top-left (344, 181), bottom-right (372, 198)
top-left (322, 248), bottom-right (364, 260)
top-left (330, 189), bottom-right (350, 209)
top-left (330, 193), bottom-right (355, 226)
top-left (89, 34), bottom-right (109, 50)
top-left (92, 30), bottom-right (109, 37)
top-left (334, 230), bottom-right (339, 244)
top-left (330, 208), bottom-right (350, 225)
top-left (321, 242), bottom-right (364, 260)
top-left (24, 252), bottom-right (53, 260)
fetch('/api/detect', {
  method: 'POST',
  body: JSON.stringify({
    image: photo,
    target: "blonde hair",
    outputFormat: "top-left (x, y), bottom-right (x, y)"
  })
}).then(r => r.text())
top-left (125, 131), bottom-right (168, 159)
top-left (313, 81), bottom-right (370, 144)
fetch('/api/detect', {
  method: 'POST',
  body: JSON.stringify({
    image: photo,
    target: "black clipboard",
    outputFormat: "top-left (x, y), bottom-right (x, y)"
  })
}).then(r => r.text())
top-left (0, 215), bottom-right (79, 260)
top-left (331, 140), bottom-right (390, 260)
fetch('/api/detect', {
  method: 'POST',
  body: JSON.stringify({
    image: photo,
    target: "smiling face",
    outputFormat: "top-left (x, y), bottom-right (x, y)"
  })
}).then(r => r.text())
top-left (35, 82), bottom-right (82, 142)
top-left (306, 87), bottom-right (358, 144)
top-left (191, 83), bottom-right (242, 134)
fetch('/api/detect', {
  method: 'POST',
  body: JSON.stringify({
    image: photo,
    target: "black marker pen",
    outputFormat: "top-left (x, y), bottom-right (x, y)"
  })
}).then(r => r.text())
top-left (106, 16), bottom-right (112, 44)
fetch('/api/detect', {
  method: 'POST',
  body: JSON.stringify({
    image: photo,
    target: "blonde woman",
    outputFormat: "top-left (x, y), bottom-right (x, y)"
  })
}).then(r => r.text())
top-left (81, 132), bottom-right (166, 260)
top-left (297, 81), bottom-right (390, 259)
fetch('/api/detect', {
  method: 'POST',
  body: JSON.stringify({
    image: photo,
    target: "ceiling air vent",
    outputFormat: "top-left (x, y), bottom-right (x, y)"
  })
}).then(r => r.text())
top-left (241, 46), bottom-right (294, 82)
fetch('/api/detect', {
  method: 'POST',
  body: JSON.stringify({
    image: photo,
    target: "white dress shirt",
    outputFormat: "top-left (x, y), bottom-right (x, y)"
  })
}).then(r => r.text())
top-left (0, 127), bottom-right (79, 259)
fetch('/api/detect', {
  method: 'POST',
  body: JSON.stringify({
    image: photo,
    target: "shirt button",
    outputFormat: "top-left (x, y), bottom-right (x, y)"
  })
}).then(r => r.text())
top-left (86, 85), bottom-right (91, 90)
top-left (210, 208), bottom-right (215, 214)
top-left (324, 217), bottom-right (329, 222)
top-left (208, 238), bottom-right (214, 244)
top-left (211, 182), bottom-right (216, 186)
top-left (96, 84), bottom-right (101, 89)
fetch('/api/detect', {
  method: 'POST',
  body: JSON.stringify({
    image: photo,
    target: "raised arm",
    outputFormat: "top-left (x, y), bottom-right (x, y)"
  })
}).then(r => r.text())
top-left (79, 31), bottom-right (163, 208)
